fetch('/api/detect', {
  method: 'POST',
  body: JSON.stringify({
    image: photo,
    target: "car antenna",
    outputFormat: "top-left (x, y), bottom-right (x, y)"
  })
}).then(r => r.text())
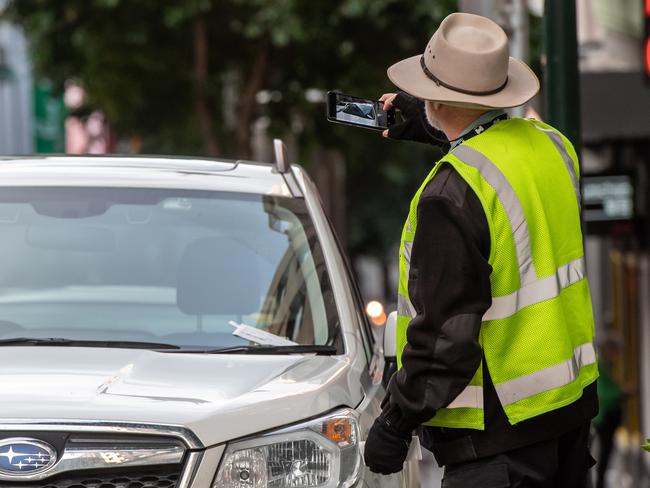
top-left (273, 138), bottom-right (290, 174)
top-left (272, 138), bottom-right (303, 197)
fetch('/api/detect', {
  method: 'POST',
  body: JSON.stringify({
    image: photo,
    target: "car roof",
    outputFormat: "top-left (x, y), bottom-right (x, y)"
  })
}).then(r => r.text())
top-left (0, 155), bottom-right (294, 197)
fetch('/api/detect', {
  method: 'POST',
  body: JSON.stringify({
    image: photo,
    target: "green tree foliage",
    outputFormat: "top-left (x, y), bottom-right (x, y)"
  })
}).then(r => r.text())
top-left (4, 0), bottom-right (456, 258)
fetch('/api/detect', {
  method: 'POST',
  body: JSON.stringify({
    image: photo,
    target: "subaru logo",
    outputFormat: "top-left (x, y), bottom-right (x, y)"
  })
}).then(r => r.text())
top-left (0, 438), bottom-right (57, 475)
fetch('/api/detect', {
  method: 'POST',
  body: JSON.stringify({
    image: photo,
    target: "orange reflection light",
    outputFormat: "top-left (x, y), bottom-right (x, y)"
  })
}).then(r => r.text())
top-left (323, 418), bottom-right (354, 447)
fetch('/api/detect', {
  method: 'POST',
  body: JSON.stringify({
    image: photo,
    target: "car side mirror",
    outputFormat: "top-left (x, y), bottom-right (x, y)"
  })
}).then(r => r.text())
top-left (382, 311), bottom-right (397, 389)
top-left (383, 311), bottom-right (397, 359)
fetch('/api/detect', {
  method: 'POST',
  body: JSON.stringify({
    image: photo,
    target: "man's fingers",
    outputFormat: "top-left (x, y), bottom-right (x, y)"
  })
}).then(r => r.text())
top-left (379, 93), bottom-right (397, 111)
top-left (382, 129), bottom-right (389, 138)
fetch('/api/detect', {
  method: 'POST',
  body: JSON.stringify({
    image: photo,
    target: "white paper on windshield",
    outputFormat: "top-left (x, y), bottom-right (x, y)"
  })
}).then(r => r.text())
top-left (229, 321), bottom-right (298, 346)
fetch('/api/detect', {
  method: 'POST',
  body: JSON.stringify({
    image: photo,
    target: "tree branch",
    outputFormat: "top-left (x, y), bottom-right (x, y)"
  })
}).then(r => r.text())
top-left (235, 36), bottom-right (271, 159)
top-left (193, 15), bottom-right (220, 157)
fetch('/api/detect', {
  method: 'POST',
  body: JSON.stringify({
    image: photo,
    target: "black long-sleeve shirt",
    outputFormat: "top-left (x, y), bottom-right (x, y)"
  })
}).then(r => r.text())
top-left (382, 127), bottom-right (597, 467)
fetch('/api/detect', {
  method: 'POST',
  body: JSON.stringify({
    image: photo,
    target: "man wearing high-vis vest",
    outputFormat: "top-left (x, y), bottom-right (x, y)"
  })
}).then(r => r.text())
top-left (363, 12), bottom-right (598, 487)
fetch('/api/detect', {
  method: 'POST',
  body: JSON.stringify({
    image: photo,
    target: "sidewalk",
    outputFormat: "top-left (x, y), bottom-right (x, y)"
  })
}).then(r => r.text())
top-left (595, 431), bottom-right (650, 488)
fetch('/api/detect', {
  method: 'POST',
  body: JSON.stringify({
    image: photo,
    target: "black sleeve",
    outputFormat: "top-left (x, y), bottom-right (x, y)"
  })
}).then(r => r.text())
top-left (382, 165), bottom-right (493, 433)
top-left (386, 92), bottom-right (450, 152)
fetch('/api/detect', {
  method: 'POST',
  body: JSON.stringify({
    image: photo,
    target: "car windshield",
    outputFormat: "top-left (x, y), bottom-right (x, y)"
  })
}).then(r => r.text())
top-left (0, 187), bottom-right (339, 350)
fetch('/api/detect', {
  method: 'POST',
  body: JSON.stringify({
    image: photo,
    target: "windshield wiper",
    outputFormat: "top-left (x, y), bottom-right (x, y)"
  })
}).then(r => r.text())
top-left (0, 337), bottom-right (181, 350)
top-left (166, 344), bottom-right (338, 355)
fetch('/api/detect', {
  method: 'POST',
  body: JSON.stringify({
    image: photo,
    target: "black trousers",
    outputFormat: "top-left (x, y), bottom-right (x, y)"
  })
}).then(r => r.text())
top-left (441, 422), bottom-right (595, 488)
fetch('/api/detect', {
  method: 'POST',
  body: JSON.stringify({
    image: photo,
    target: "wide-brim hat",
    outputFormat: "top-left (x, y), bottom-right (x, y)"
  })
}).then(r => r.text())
top-left (387, 12), bottom-right (540, 109)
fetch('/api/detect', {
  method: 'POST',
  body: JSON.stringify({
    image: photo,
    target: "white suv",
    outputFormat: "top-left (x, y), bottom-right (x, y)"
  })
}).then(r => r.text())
top-left (0, 143), bottom-right (418, 488)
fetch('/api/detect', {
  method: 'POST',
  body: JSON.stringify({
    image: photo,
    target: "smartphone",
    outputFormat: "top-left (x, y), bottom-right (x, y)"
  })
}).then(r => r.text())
top-left (327, 91), bottom-right (395, 131)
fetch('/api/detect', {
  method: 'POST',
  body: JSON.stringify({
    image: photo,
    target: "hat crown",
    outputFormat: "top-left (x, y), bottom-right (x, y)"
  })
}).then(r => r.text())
top-left (423, 13), bottom-right (510, 94)
top-left (386, 11), bottom-right (540, 108)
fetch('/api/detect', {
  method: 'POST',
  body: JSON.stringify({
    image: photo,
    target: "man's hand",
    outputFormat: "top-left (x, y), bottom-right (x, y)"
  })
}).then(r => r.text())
top-left (363, 415), bottom-right (412, 475)
top-left (378, 93), bottom-right (400, 138)
top-left (378, 92), bottom-right (448, 150)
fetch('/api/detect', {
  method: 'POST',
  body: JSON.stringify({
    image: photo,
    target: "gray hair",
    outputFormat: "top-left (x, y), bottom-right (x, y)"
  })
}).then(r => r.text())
top-left (424, 100), bottom-right (441, 129)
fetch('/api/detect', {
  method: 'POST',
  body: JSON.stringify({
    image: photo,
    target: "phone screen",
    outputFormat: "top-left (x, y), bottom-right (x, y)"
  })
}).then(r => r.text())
top-left (327, 92), bottom-right (394, 130)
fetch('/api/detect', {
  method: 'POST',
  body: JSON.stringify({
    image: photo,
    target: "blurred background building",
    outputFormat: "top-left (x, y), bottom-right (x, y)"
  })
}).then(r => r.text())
top-left (576, 2), bottom-right (650, 486)
top-left (0, 0), bottom-right (32, 154)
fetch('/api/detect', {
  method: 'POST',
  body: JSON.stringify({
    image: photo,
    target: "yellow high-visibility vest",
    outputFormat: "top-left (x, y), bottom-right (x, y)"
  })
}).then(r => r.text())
top-left (396, 118), bottom-right (598, 429)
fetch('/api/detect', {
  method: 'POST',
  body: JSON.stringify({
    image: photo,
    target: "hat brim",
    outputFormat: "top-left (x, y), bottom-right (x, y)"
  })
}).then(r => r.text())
top-left (387, 55), bottom-right (540, 109)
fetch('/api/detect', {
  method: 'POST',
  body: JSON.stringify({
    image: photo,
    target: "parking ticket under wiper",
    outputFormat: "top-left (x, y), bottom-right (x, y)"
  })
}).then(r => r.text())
top-left (0, 337), bottom-right (181, 350)
top-left (228, 320), bottom-right (298, 346)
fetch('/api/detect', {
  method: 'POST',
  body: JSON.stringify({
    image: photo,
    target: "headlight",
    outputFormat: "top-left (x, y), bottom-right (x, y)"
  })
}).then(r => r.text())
top-left (213, 409), bottom-right (361, 488)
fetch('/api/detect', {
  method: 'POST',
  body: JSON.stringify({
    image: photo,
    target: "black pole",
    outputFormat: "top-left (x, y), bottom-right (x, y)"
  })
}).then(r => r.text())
top-left (543, 0), bottom-right (582, 161)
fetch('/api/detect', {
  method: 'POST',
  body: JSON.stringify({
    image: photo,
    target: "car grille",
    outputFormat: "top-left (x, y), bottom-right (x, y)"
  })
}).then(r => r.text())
top-left (0, 430), bottom-right (193, 488)
top-left (0, 467), bottom-right (182, 488)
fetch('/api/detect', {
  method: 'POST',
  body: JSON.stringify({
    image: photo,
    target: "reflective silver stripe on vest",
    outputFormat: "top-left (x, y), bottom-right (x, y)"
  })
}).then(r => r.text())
top-left (397, 293), bottom-right (417, 319)
top-left (532, 125), bottom-right (581, 208)
top-left (398, 241), bottom-right (418, 319)
top-left (452, 145), bottom-right (537, 286)
top-left (442, 339), bottom-right (596, 409)
top-left (446, 385), bottom-right (483, 409)
top-left (484, 256), bottom-right (586, 321)
top-left (495, 341), bottom-right (596, 407)
top-left (403, 240), bottom-right (413, 267)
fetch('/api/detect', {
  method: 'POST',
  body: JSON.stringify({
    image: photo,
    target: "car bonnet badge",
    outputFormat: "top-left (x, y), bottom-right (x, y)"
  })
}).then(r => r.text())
top-left (0, 438), bottom-right (57, 475)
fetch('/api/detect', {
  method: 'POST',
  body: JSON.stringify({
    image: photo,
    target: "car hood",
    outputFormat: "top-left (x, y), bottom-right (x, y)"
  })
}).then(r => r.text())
top-left (0, 347), bottom-right (362, 446)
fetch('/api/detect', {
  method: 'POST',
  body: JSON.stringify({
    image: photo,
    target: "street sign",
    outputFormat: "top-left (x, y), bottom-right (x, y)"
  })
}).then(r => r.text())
top-left (583, 174), bottom-right (637, 236)
top-left (33, 79), bottom-right (65, 153)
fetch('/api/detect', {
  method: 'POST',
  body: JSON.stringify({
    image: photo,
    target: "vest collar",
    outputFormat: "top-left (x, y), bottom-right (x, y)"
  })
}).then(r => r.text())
top-left (449, 109), bottom-right (508, 150)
